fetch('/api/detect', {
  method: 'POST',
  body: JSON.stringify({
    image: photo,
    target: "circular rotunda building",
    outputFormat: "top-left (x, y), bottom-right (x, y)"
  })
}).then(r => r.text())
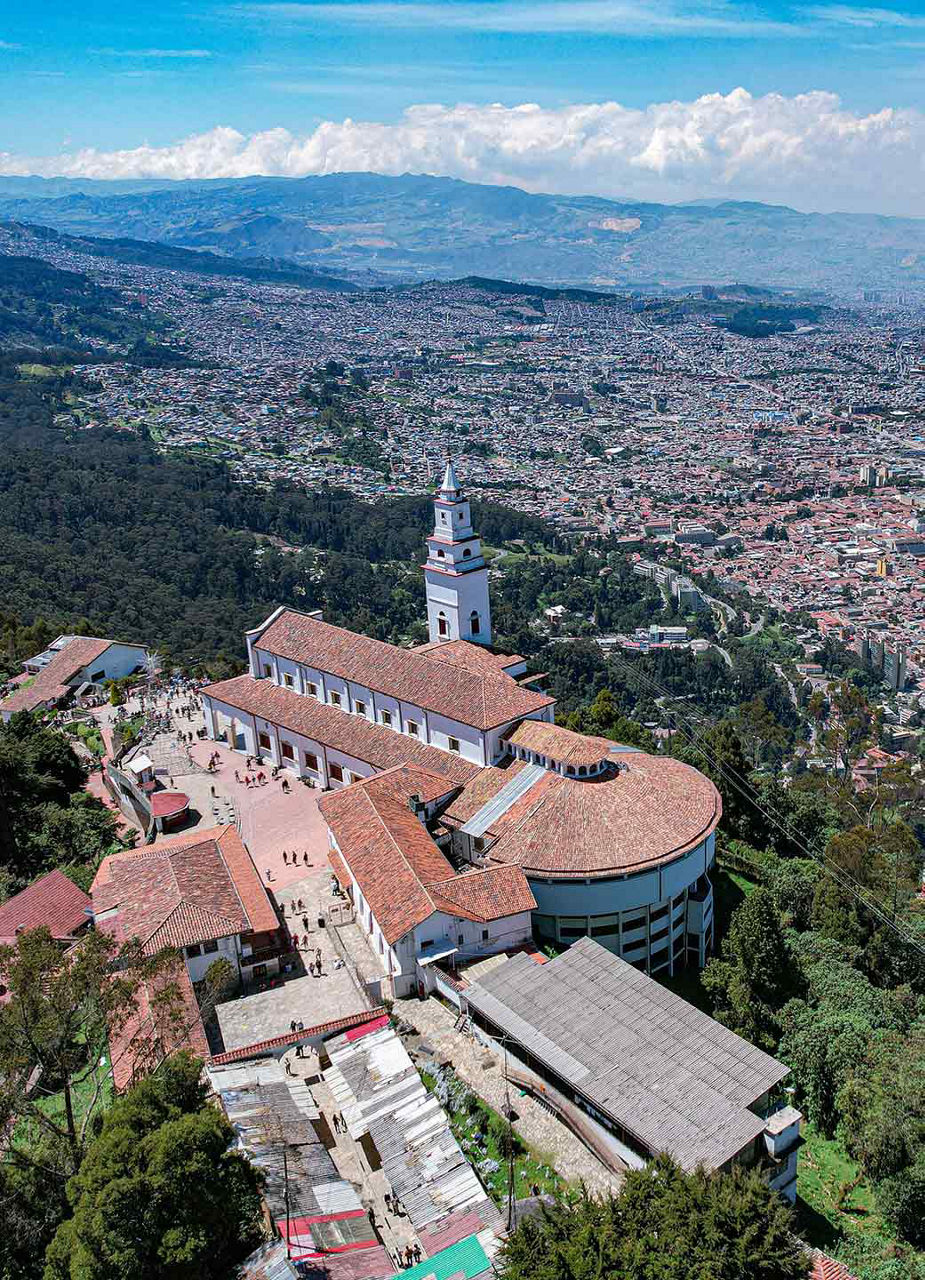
top-left (446, 719), bottom-right (722, 975)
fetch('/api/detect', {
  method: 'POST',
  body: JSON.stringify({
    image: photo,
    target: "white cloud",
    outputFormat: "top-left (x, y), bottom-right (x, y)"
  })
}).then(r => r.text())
top-left (806, 5), bottom-right (925, 27)
top-left (238, 0), bottom-right (802, 37)
top-left (1, 88), bottom-right (923, 215)
top-left (89, 47), bottom-right (213, 58)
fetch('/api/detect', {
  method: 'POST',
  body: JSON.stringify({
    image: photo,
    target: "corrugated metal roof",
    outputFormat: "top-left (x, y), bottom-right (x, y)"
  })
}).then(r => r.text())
top-left (207, 1059), bottom-right (361, 1223)
top-left (396, 1234), bottom-right (490, 1280)
top-left (464, 937), bottom-right (790, 1171)
top-left (237, 1239), bottom-right (300, 1280)
top-left (323, 1025), bottom-right (500, 1239)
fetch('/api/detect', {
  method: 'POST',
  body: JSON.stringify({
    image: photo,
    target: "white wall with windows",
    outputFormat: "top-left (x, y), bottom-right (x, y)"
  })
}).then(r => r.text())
top-left (249, 645), bottom-right (490, 765)
top-left (82, 642), bottom-right (148, 685)
top-left (202, 696), bottom-right (375, 789)
top-left (182, 932), bottom-right (239, 985)
top-left (328, 831), bottom-right (533, 998)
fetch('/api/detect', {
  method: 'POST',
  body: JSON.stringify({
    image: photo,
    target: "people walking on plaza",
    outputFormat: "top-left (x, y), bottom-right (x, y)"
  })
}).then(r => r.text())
top-left (303, 851), bottom-right (309, 865)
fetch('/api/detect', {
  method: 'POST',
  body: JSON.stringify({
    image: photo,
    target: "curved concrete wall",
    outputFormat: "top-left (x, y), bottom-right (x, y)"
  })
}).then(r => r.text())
top-left (528, 832), bottom-right (716, 974)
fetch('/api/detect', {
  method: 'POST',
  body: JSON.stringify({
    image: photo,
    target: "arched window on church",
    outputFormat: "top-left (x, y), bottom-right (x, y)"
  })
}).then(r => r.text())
top-left (470, 610), bottom-right (481, 636)
top-left (437, 548), bottom-right (446, 558)
top-left (438, 611), bottom-right (449, 638)
top-left (463, 548), bottom-right (472, 558)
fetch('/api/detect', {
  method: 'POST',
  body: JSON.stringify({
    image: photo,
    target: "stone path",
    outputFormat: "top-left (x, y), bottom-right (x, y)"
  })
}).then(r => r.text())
top-left (310, 1071), bottom-right (420, 1268)
top-left (394, 996), bottom-right (624, 1197)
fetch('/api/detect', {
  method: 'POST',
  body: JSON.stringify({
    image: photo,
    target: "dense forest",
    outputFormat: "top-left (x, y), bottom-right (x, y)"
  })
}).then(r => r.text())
top-left (0, 349), bottom-right (562, 675)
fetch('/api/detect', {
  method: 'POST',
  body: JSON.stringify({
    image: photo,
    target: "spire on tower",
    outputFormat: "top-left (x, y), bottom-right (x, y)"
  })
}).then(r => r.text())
top-left (440, 455), bottom-right (461, 497)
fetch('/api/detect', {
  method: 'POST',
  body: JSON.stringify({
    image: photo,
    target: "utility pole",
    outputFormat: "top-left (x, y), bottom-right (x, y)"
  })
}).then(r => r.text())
top-left (503, 1039), bottom-right (516, 1233)
top-left (262, 1109), bottom-right (292, 1258)
top-left (282, 1141), bottom-right (292, 1259)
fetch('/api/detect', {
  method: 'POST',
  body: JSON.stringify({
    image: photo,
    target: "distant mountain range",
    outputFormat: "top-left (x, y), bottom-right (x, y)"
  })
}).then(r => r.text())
top-left (1, 171), bottom-right (923, 293)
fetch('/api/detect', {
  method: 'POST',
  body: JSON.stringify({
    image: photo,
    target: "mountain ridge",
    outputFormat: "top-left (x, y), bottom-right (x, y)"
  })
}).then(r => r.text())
top-left (1, 171), bottom-right (922, 293)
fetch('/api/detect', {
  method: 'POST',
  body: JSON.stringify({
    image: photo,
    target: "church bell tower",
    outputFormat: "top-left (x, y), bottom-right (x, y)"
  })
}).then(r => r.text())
top-left (424, 459), bottom-right (492, 646)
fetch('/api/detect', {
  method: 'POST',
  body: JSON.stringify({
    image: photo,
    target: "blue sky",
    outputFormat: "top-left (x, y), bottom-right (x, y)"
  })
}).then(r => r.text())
top-left (0, 1), bottom-right (922, 211)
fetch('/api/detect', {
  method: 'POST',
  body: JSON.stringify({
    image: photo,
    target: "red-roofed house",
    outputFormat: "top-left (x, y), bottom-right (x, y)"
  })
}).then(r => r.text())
top-left (92, 824), bottom-right (285, 988)
top-left (0, 869), bottom-right (91, 949)
top-left (1, 634), bottom-right (148, 721)
top-left (107, 958), bottom-right (210, 1093)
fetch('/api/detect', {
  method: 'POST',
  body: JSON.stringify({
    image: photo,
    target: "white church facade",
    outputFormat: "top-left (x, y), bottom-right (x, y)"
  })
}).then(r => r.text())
top-left (201, 462), bottom-right (722, 981)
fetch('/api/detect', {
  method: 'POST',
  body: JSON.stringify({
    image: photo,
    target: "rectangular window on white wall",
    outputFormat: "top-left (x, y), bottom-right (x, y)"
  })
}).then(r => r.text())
top-left (355, 700), bottom-right (367, 716)
top-left (329, 691), bottom-right (342, 707)
top-left (407, 721), bottom-right (419, 737)
top-left (448, 736), bottom-right (460, 754)
top-left (381, 710), bottom-right (393, 727)
top-left (283, 673), bottom-right (294, 688)
top-left (306, 682), bottom-right (318, 697)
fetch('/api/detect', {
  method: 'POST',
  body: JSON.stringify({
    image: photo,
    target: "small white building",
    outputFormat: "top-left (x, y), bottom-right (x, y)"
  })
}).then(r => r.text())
top-left (319, 764), bottom-right (536, 998)
top-left (2, 635), bottom-right (148, 722)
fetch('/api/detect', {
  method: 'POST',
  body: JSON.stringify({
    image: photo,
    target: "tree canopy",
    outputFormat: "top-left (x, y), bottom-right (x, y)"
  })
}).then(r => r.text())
top-left (43, 1052), bottom-right (265, 1280)
top-left (497, 1157), bottom-right (808, 1280)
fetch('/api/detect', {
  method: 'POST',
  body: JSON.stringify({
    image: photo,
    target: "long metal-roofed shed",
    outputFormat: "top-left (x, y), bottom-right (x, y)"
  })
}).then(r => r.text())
top-left (463, 937), bottom-right (796, 1180)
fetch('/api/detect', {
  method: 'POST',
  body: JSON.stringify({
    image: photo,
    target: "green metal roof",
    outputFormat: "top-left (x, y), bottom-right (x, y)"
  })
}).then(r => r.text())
top-left (400, 1235), bottom-right (490, 1280)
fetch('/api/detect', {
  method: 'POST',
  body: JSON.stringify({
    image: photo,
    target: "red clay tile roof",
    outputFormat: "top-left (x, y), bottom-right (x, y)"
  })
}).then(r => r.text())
top-left (203, 675), bottom-right (480, 785)
top-left (505, 719), bottom-right (616, 768)
top-left (1, 636), bottom-right (114, 715)
top-left (428, 865), bottom-right (536, 920)
top-left (415, 639), bottom-right (525, 675)
top-left (440, 760), bottom-right (528, 824)
top-left (445, 753), bottom-right (722, 879)
top-left (319, 766), bottom-right (534, 944)
top-left (320, 767), bottom-right (456, 944)
top-left (810, 1252), bottom-right (858, 1280)
top-left (92, 824), bottom-right (278, 952)
top-left (0, 869), bottom-right (91, 944)
top-left (108, 959), bottom-right (210, 1092)
top-left (254, 610), bottom-right (552, 730)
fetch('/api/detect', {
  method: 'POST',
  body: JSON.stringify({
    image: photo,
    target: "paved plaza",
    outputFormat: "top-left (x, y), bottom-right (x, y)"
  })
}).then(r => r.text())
top-left (216, 956), bottom-right (367, 1051)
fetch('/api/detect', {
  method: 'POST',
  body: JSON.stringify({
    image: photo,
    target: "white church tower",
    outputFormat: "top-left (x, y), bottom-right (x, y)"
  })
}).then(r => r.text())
top-left (424, 458), bottom-right (492, 646)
